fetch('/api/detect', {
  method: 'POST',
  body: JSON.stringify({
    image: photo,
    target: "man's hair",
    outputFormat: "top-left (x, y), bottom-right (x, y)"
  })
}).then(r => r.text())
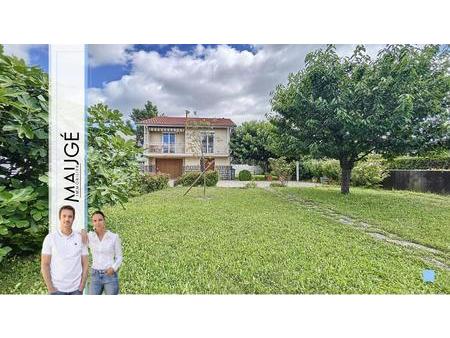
top-left (59, 205), bottom-right (75, 219)
top-left (92, 210), bottom-right (105, 219)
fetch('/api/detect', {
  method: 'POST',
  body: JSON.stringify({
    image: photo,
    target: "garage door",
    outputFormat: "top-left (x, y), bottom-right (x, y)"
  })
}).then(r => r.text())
top-left (156, 159), bottom-right (183, 178)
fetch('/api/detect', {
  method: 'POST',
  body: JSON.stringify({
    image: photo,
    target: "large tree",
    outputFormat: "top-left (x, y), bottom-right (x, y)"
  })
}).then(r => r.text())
top-left (271, 45), bottom-right (450, 193)
top-left (130, 100), bottom-right (159, 146)
top-left (229, 121), bottom-right (278, 172)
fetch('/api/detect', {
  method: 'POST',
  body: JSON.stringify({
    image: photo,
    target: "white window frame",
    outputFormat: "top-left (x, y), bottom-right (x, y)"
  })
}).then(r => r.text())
top-left (201, 131), bottom-right (214, 154)
top-left (162, 132), bottom-right (176, 153)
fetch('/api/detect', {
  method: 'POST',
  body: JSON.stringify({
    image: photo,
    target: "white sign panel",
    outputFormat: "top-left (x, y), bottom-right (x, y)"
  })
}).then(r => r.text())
top-left (49, 45), bottom-right (86, 232)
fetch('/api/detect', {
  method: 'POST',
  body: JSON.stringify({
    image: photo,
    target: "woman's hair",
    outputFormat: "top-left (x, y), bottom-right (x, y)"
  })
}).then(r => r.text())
top-left (92, 210), bottom-right (105, 219)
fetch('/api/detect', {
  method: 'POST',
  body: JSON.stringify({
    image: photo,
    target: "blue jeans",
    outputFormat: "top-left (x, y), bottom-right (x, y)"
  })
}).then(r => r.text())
top-left (89, 269), bottom-right (119, 295)
top-left (49, 289), bottom-right (83, 295)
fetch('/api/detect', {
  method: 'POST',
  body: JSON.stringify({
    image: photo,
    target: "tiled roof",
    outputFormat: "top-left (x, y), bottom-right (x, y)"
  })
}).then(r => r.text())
top-left (138, 116), bottom-right (236, 127)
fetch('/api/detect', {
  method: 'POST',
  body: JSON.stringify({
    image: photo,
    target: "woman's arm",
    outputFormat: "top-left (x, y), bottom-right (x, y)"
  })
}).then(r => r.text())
top-left (111, 235), bottom-right (123, 272)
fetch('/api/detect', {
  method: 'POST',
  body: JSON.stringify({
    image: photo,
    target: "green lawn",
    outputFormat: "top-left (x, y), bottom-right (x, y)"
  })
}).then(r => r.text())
top-left (1, 186), bottom-right (449, 294)
top-left (279, 186), bottom-right (450, 253)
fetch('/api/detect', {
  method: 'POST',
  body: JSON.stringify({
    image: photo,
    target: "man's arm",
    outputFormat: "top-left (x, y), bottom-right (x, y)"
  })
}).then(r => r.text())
top-left (41, 254), bottom-right (56, 293)
top-left (79, 254), bottom-right (89, 291)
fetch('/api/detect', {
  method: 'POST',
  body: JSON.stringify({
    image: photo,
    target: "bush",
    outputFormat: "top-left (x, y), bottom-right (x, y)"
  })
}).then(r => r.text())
top-left (253, 175), bottom-right (266, 181)
top-left (303, 159), bottom-right (340, 182)
top-left (204, 170), bottom-right (219, 186)
top-left (303, 156), bottom-right (387, 187)
top-left (351, 161), bottom-right (389, 187)
top-left (387, 155), bottom-right (450, 170)
top-left (141, 173), bottom-right (169, 193)
top-left (238, 170), bottom-right (252, 181)
top-left (320, 160), bottom-right (341, 181)
top-left (268, 157), bottom-right (295, 184)
top-left (176, 171), bottom-right (219, 187)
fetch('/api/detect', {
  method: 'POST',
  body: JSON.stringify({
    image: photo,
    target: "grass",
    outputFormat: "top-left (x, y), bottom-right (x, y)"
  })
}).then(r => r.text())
top-left (2, 186), bottom-right (449, 294)
top-left (278, 186), bottom-right (450, 253)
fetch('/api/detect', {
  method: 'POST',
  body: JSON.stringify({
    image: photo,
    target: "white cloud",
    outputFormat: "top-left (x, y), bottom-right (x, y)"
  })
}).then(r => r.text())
top-left (88, 44), bottom-right (387, 125)
top-left (88, 44), bottom-right (133, 67)
top-left (3, 44), bottom-right (36, 63)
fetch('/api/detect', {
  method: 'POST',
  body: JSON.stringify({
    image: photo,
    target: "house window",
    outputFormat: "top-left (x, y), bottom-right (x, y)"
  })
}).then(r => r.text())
top-left (201, 132), bottom-right (214, 154)
top-left (162, 133), bottom-right (175, 153)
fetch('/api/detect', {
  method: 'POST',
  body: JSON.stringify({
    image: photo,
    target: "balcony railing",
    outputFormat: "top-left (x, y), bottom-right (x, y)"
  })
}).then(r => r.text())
top-left (144, 142), bottom-right (229, 156)
top-left (145, 143), bottom-right (185, 154)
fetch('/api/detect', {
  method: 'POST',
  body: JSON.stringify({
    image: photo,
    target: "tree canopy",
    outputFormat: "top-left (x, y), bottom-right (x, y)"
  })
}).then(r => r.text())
top-left (271, 44), bottom-right (450, 193)
top-left (130, 100), bottom-right (159, 146)
top-left (229, 120), bottom-right (278, 172)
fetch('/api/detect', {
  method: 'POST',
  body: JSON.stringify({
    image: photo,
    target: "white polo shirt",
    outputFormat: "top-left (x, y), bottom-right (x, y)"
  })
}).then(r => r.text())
top-left (42, 229), bottom-right (88, 292)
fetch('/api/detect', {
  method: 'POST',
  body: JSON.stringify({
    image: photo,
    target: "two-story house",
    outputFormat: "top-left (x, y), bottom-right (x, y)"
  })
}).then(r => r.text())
top-left (138, 116), bottom-right (236, 179)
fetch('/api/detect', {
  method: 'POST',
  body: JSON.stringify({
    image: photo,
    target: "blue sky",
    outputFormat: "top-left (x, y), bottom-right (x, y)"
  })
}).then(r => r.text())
top-left (88, 44), bottom-right (255, 88)
top-left (2, 44), bottom-right (48, 72)
top-left (87, 44), bottom-right (389, 124)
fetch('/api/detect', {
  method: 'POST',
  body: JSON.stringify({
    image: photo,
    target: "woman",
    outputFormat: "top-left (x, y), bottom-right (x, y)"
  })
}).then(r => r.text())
top-left (86, 211), bottom-right (123, 295)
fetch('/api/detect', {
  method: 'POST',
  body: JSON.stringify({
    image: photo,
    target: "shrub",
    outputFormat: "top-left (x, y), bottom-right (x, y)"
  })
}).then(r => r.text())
top-left (238, 170), bottom-right (252, 181)
top-left (387, 155), bottom-right (450, 170)
top-left (320, 160), bottom-right (341, 181)
top-left (303, 159), bottom-right (340, 182)
top-left (204, 170), bottom-right (219, 187)
top-left (176, 171), bottom-right (219, 187)
top-left (351, 161), bottom-right (389, 188)
top-left (141, 173), bottom-right (169, 193)
top-left (253, 175), bottom-right (266, 181)
top-left (303, 156), bottom-right (387, 187)
top-left (268, 157), bottom-right (295, 184)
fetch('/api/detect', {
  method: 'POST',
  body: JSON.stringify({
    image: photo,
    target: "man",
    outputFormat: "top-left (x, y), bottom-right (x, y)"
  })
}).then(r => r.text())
top-left (41, 205), bottom-right (89, 295)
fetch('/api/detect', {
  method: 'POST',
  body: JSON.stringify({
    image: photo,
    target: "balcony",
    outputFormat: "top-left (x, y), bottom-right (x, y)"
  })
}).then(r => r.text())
top-left (143, 142), bottom-right (229, 157)
top-left (145, 143), bottom-right (185, 154)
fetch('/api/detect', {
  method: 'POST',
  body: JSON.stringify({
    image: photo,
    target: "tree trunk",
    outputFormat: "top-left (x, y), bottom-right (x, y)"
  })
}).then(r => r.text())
top-left (339, 160), bottom-right (354, 194)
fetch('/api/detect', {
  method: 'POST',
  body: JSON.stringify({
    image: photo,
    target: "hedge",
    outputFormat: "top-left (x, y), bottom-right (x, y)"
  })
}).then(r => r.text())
top-left (387, 155), bottom-right (450, 170)
top-left (140, 173), bottom-right (170, 193)
top-left (175, 171), bottom-right (219, 187)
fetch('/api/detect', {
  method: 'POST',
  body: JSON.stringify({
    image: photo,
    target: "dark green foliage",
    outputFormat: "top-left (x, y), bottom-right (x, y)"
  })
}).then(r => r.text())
top-left (0, 47), bottom-right (49, 262)
top-left (130, 100), bottom-right (159, 146)
top-left (238, 170), bottom-right (252, 181)
top-left (230, 121), bottom-right (278, 171)
top-left (387, 155), bottom-right (450, 170)
top-left (271, 44), bottom-right (450, 193)
top-left (175, 171), bottom-right (219, 187)
top-left (140, 173), bottom-right (170, 193)
top-left (88, 104), bottom-right (143, 210)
